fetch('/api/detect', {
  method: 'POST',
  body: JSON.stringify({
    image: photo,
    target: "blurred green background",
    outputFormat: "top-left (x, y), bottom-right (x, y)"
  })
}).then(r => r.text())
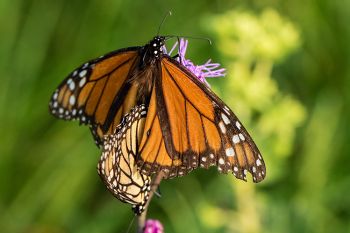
top-left (1, 0), bottom-right (349, 232)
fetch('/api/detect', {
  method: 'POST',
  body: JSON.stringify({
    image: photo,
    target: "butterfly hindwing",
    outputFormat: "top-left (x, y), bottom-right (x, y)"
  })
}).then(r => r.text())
top-left (97, 104), bottom-right (151, 215)
top-left (136, 56), bottom-right (266, 182)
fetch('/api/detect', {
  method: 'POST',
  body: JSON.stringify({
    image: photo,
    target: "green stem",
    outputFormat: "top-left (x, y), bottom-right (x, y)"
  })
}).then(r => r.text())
top-left (137, 172), bottom-right (164, 233)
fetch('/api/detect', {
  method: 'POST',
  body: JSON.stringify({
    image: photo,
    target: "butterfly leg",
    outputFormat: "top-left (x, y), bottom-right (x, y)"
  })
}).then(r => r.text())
top-left (154, 186), bottom-right (162, 198)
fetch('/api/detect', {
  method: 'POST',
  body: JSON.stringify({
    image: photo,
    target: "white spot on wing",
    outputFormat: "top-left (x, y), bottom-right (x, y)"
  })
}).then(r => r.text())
top-left (69, 95), bottom-right (76, 105)
top-left (69, 81), bottom-right (75, 91)
top-left (256, 159), bottom-right (262, 166)
top-left (219, 158), bottom-right (225, 165)
top-left (219, 121), bottom-right (226, 134)
top-left (79, 69), bottom-right (87, 77)
top-left (221, 113), bottom-right (230, 125)
top-left (239, 133), bottom-right (245, 141)
top-left (225, 147), bottom-right (235, 157)
top-left (232, 134), bottom-right (240, 144)
top-left (79, 77), bottom-right (86, 87)
top-left (236, 121), bottom-right (241, 129)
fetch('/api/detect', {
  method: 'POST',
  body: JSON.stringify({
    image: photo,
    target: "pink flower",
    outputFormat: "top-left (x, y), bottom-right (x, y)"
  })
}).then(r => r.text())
top-left (164, 38), bottom-right (226, 86)
top-left (144, 219), bottom-right (164, 233)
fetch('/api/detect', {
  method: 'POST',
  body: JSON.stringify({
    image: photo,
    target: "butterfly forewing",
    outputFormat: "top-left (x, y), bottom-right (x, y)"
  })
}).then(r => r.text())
top-left (136, 56), bottom-right (266, 182)
top-left (49, 47), bottom-right (140, 146)
top-left (97, 105), bottom-right (151, 215)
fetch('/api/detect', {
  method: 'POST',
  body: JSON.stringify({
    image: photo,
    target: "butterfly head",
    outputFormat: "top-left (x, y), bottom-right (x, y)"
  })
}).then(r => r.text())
top-left (148, 36), bottom-right (165, 59)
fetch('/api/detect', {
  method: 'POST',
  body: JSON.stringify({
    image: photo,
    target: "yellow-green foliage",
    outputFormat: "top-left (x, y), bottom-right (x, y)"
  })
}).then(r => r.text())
top-left (206, 9), bottom-right (306, 181)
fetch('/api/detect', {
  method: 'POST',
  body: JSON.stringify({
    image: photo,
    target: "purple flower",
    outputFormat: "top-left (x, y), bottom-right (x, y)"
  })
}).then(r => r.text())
top-left (144, 219), bottom-right (164, 233)
top-left (164, 38), bottom-right (226, 86)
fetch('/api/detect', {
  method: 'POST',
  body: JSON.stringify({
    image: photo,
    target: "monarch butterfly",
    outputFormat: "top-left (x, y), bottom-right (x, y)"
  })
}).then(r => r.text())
top-left (98, 105), bottom-right (151, 215)
top-left (49, 35), bottom-right (266, 212)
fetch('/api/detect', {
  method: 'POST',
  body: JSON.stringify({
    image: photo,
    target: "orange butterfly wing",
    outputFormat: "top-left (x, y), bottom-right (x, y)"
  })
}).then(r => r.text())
top-left (49, 48), bottom-right (141, 146)
top-left (136, 57), bottom-right (266, 182)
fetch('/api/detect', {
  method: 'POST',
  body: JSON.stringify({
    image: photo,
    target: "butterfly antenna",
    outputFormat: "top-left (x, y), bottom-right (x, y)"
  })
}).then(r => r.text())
top-left (125, 215), bottom-right (136, 233)
top-left (165, 35), bottom-right (212, 45)
top-left (157, 11), bottom-right (172, 35)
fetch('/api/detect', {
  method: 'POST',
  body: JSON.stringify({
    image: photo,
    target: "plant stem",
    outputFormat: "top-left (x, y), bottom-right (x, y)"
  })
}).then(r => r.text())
top-left (137, 172), bottom-right (164, 233)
